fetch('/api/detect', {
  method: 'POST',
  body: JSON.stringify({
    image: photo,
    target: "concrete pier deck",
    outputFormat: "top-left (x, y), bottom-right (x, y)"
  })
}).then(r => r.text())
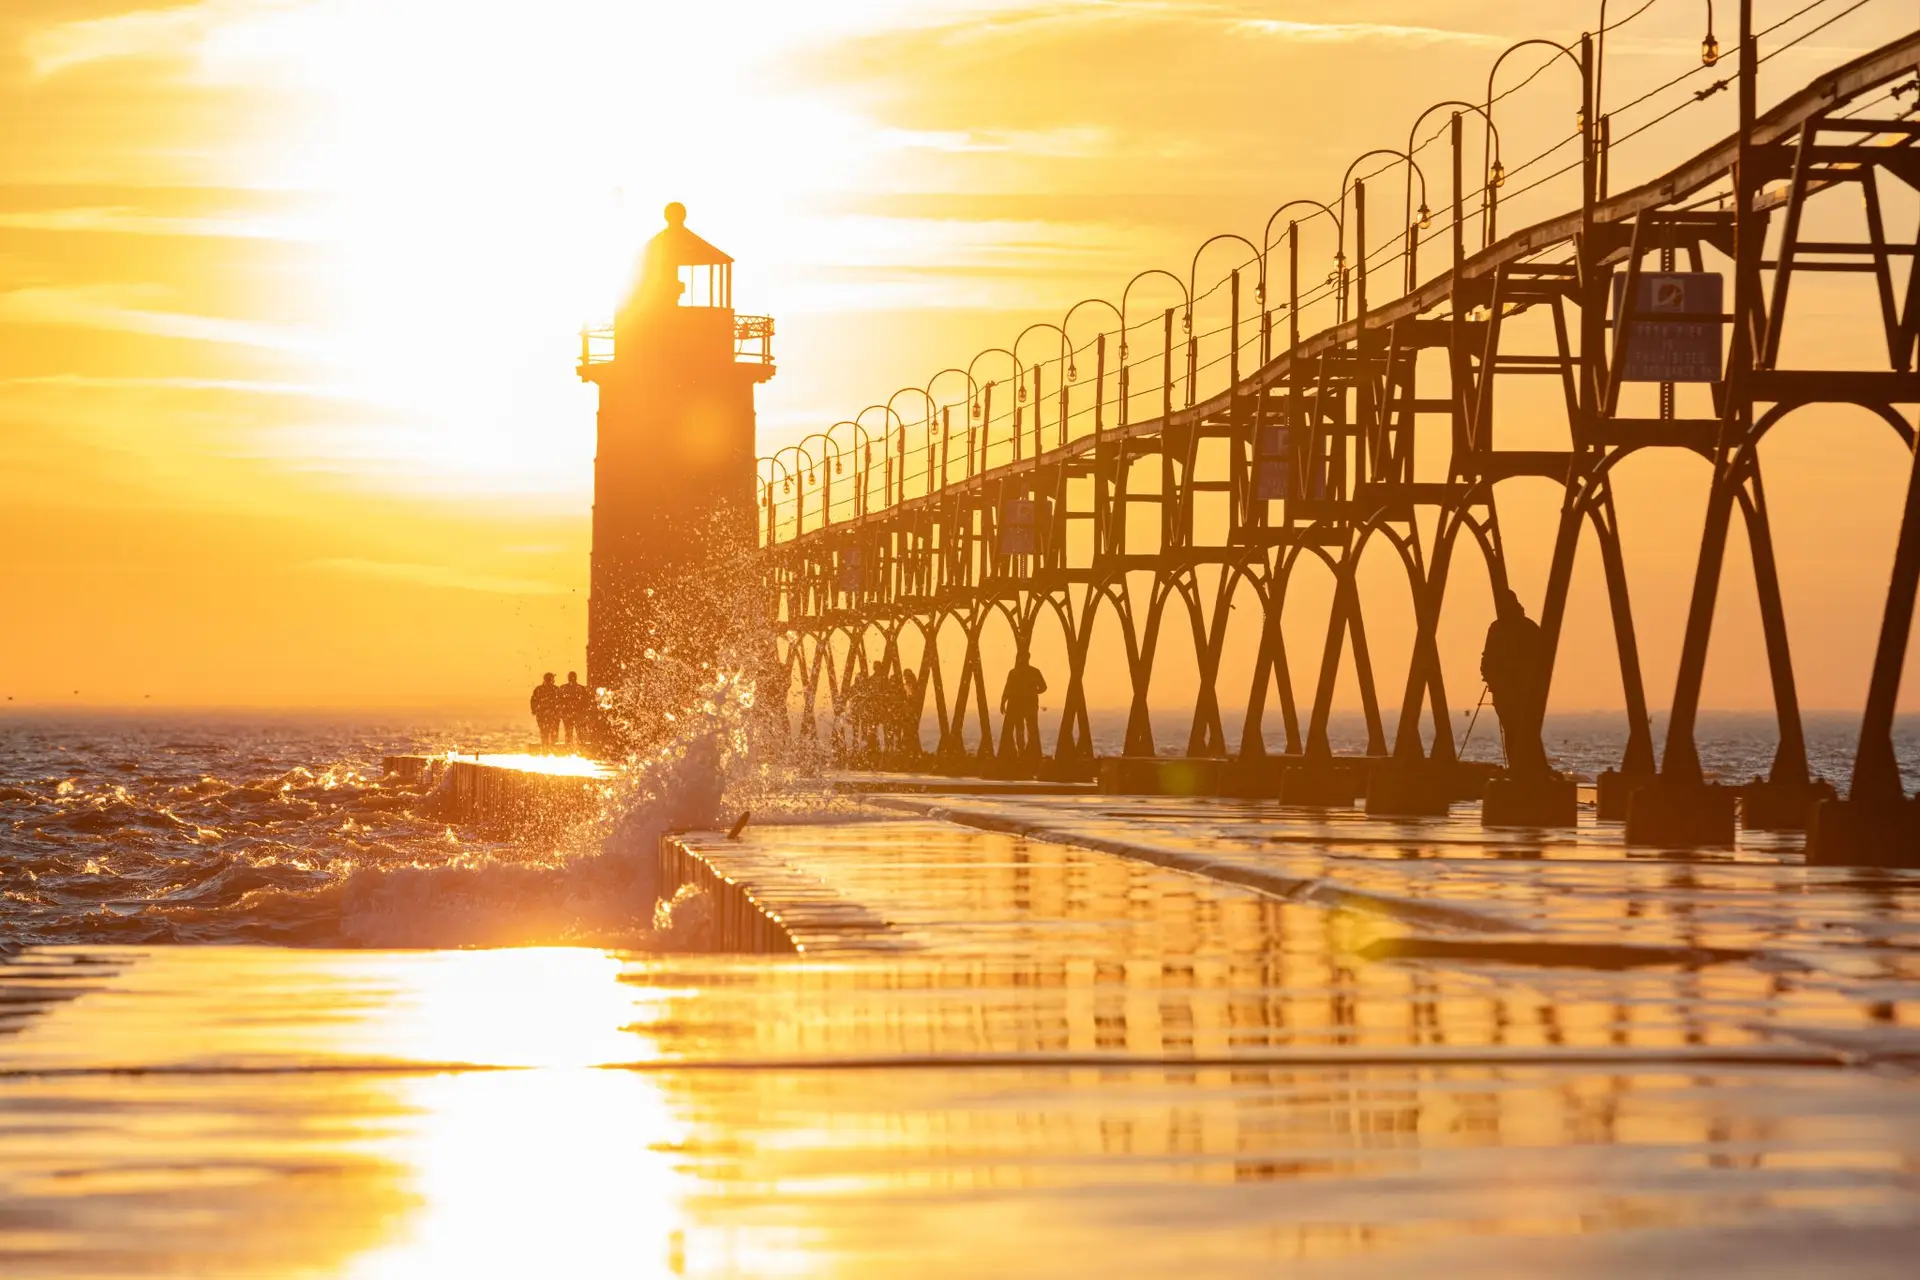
top-left (9, 788), bottom-right (1919, 1275)
top-left (384, 751), bottom-right (616, 821)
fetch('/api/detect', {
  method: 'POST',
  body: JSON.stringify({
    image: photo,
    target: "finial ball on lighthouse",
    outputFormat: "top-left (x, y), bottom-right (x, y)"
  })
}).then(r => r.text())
top-left (664, 201), bottom-right (688, 229)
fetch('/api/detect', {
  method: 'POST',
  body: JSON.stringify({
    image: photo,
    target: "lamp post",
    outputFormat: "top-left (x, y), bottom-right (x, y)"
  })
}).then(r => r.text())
top-left (753, 472), bottom-right (777, 547)
top-left (1406, 101), bottom-right (1501, 288)
top-left (1596, 0), bottom-right (1720, 125)
top-left (769, 443), bottom-right (816, 539)
top-left (967, 347), bottom-right (1023, 475)
top-left (1061, 297), bottom-right (1123, 439)
top-left (1012, 321), bottom-right (1071, 453)
top-left (1483, 37), bottom-right (1587, 246)
top-left (887, 387), bottom-right (940, 503)
top-left (1594, 2), bottom-right (1722, 199)
top-left (1339, 148), bottom-right (1429, 320)
top-left (1260, 200), bottom-right (1343, 360)
top-left (924, 367), bottom-right (977, 489)
top-left (856, 404), bottom-right (907, 509)
top-left (1188, 233), bottom-right (1263, 393)
top-left (1119, 269), bottom-right (1191, 426)
top-left (826, 419), bottom-right (874, 518)
top-left (797, 431), bottom-right (843, 530)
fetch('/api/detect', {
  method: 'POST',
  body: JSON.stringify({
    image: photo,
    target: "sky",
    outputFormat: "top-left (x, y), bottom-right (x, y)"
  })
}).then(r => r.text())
top-left (1, 0), bottom-right (1916, 720)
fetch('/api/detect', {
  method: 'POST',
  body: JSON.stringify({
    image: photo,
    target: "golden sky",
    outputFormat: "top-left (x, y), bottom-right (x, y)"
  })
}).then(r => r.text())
top-left (1, 0), bottom-right (1915, 715)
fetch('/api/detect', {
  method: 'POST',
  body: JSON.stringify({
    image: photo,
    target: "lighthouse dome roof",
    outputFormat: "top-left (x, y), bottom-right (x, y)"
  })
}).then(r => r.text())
top-left (648, 202), bottom-right (732, 266)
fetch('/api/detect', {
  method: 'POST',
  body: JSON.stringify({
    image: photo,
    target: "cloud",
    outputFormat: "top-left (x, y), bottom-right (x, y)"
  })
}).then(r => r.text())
top-left (306, 557), bottom-right (568, 596)
top-left (0, 206), bottom-right (319, 240)
top-left (23, 0), bottom-right (258, 78)
top-left (0, 285), bottom-right (314, 354)
top-left (1228, 18), bottom-right (1502, 48)
top-left (0, 372), bottom-right (330, 397)
top-left (877, 126), bottom-right (1118, 158)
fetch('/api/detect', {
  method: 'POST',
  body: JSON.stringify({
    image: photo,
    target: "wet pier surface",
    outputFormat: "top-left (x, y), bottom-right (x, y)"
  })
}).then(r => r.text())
top-left (6, 791), bottom-right (1920, 1275)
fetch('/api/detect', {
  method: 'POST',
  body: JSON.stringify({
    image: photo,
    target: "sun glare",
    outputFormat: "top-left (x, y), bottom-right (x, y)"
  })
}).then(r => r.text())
top-left (19, 0), bottom-right (1096, 500)
top-left (336, 948), bottom-right (650, 1068)
top-left (151, 0), bottom-right (901, 494)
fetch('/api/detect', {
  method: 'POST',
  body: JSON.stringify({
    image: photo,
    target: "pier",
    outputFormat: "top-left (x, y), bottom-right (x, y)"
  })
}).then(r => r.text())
top-left (759, 26), bottom-right (1920, 863)
top-left (9, 783), bottom-right (1920, 1273)
top-left (384, 752), bottom-right (614, 821)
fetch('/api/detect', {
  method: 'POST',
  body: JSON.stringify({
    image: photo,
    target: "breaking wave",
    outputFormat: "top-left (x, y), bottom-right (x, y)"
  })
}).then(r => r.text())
top-left (0, 694), bottom-right (841, 950)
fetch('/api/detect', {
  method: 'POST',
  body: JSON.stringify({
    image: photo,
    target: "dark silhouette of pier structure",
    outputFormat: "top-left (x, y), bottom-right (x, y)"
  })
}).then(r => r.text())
top-left (586, 8), bottom-right (1920, 861)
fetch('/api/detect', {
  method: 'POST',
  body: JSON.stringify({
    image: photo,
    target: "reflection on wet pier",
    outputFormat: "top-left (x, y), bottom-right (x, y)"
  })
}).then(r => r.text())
top-left (5, 796), bottom-right (1918, 1275)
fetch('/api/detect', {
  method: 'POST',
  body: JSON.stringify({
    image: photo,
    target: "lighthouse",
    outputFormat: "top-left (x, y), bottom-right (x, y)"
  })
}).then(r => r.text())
top-left (578, 203), bottom-right (775, 695)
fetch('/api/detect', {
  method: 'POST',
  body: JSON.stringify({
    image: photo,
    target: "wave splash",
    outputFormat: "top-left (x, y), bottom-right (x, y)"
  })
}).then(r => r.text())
top-left (0, 676), bottom-right (833, 950)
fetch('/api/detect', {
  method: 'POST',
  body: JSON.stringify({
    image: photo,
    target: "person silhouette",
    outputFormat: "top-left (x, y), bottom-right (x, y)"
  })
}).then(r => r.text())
top-left (1000, 655), bottom-right (1048, 764)
top-left (856, 672), bottom-right (884, 759)
top-left (558, 671), bottom-right (592, 749)
top-left (891, 670), bottom-right (921, 760)
top-left (529, 673), bottom-right (561, 751)
top-left (1480, 587), bottom-right (1551, 779)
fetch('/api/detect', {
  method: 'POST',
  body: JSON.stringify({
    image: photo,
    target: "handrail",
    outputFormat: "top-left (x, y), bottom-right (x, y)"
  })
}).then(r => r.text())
top-left (759, 26), bottom-right (1920, 546)
top-left (578, 314), bottom-right (775, 366)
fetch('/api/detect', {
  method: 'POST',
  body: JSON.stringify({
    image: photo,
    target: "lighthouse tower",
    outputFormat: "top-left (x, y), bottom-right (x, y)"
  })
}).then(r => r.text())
top-left (578, 203), bottom-right (775, 692)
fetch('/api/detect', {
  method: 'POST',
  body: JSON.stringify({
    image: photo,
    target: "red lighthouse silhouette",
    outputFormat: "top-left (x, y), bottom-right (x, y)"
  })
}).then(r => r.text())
top-left (578, 203), bottom-right (775, 694)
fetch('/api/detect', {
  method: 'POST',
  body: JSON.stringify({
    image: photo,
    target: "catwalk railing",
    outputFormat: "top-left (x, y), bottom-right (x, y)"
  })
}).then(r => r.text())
top-left (755, 3), bottom-right (1920, 846)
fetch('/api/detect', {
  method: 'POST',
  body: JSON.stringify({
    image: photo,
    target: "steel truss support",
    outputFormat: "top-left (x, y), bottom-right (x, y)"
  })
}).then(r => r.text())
top-left (751, 35), bottom-right (1920, 853)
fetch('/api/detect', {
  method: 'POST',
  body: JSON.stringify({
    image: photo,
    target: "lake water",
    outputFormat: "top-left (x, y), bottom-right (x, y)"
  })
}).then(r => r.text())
top-left (2, 707), bottom-right (1915, 949)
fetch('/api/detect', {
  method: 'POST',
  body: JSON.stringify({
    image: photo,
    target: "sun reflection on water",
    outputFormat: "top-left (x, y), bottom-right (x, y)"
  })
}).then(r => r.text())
top-left (330, 949), bottom-right (694, 1276)
top-left (333, 948), bottom-right (652, 1068)
top-left (344, 1069), bottom-right (690, 1279)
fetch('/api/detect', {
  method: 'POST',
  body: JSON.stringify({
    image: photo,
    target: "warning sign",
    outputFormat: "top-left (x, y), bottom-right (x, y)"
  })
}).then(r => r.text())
top-left (1255, 424), bottom-right (1291, 501)
top-left (1000, 499), bottom-right (1037, 556)
top-left (1611, 271), bottom-right (1723, 383)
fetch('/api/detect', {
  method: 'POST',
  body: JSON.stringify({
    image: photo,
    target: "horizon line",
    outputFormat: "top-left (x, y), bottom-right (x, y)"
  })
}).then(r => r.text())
top-left (2, 703), bottom-right (1914, 719)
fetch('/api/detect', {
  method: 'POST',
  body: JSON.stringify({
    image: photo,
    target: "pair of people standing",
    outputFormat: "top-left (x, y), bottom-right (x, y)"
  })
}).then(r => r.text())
top-left (999, 655), bottom-right (1047, 763)
top-left (529, 672), bottom-right (593, 751)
